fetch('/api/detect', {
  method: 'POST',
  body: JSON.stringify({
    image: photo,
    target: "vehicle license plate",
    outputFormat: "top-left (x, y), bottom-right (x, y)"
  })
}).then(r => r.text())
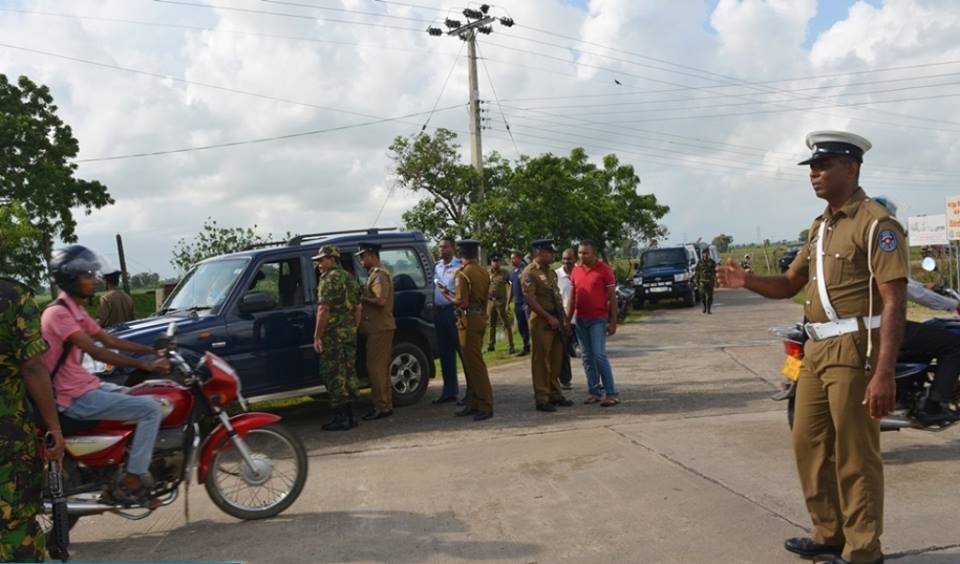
top-left (649, 286), bottom-right (669, 293)
top-left (781, 356), bottom-right (802, 382)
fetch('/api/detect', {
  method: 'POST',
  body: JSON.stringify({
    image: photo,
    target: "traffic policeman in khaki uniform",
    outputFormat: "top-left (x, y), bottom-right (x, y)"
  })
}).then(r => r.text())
top-left (357, 242), bottom-right (396, 421)
top-left (718, 131), bottom-right (908, 564)
top-left (486, 253), bottom-right (516, 354)
top-left (522, 239), bottom-right (574, 412)
top-left (439, 239), bottom-right (494, 421)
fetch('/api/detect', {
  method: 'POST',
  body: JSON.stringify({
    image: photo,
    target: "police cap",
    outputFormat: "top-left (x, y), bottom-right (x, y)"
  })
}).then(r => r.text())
top-left (798, 130), bottom-right (872, 165)
top-left (355, 242), bottom-right (381, 256)
top-left (531, 238), bottom-right (557, 252)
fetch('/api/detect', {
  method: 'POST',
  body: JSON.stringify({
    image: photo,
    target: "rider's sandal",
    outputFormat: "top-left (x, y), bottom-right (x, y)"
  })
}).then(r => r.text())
top-left (111, 481), bottom-right (162, 509)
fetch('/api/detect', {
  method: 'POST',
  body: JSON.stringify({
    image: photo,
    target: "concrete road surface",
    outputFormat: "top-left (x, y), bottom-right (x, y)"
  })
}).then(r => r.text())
top-left (67, 289), bottom-right (960, 563)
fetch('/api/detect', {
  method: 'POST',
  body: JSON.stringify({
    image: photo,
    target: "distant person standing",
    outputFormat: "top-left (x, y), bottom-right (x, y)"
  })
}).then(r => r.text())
top-left (450, 239), bottom-right (493, 421)
top-left (522, 239), bottom-right (574, 412)
top-left (695, 249), bottom-right (717, 314)
top-left (432, 237), bottom-right (463, 404)
top-left (569, 240), bottom-right (620, 407)
top-left (509, 250), bottom-right (531, 356)
top-left (357, 243), bottom-right (396, 421)
top-left (555, 248), bottom-right (578, 390)
top-left (486, 254), bottom-right (516, 354)
top-left (97, 269), bottom-right (135, 327)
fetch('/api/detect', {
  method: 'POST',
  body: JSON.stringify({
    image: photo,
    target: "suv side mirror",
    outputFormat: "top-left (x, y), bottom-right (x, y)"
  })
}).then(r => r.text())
top-left (239, 291), bottom-right (277, 313)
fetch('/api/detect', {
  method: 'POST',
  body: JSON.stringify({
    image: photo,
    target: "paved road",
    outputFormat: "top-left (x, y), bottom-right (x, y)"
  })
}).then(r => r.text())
top-left (69, 290), bottom-right (959, 563)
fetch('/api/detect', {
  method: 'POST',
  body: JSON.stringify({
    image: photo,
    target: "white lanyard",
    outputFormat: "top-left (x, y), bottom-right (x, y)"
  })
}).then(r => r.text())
top-left (815, 221), bottom-right (840, 322)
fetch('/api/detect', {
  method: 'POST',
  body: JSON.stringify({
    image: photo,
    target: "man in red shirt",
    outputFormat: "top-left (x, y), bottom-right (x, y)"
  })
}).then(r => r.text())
top-left (567, 240), bottom-right (620, 406)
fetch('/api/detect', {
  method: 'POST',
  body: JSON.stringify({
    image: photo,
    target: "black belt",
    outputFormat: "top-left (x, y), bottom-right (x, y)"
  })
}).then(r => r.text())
top-left (462, 307), bottom-right (484, 316)
top-left (436, 304), bottom-right (454, 310)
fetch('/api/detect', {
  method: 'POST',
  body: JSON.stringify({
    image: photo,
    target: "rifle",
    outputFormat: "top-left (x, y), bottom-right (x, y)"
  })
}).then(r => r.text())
top-left (46, 433), bottom-right (71, 562)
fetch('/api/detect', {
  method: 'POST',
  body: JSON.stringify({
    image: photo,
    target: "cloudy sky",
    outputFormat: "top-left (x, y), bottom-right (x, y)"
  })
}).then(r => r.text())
top-left (2, 0), bottom-right (958, 276)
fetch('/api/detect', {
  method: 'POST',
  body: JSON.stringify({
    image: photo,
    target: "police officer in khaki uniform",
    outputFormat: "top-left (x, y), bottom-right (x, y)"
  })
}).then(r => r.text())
top-left (97, 269), bottom-right (135, 327)
top-left (487, 253), bottom-right (516, 354)
top-left (357, 242), bottom-right (396, 421)
top-left (439, 239), bottom-right (494, 421)
top-left (718, 131), bottom-right (907, 564)
top-left (522, 239), bottom-right (575, 412)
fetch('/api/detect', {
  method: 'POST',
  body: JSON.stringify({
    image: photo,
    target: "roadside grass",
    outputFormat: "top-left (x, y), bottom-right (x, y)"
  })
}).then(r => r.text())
top-left (35, 287), bottom-right (160, 319)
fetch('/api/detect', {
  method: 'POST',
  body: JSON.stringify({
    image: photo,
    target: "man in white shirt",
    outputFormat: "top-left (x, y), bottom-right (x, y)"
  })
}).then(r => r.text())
top-left (555, 248), bottom-right (577, 389)
top-left (432, 237), bottom-right (463, 404)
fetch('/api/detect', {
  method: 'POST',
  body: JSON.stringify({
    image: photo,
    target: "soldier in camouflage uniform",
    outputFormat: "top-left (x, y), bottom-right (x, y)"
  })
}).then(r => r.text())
top-left (313, 246), bottom-right (362, 431)
top-left (1, 278), bottom-right (64, 563)
top-left (695, 249), bottom-right (717, 314)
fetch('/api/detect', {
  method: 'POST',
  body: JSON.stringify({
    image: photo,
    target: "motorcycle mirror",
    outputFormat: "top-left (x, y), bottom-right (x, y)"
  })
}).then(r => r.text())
top-left (165, 321), bottom-right (177, 338)
top-left (921, 256), bottom-right (937, 272)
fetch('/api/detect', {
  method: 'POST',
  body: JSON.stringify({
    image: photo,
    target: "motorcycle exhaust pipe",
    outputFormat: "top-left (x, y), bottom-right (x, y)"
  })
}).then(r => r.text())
top-left (880, 415), bottom-right (922, 432)
top-left (44, 489), bottom-right (178, 517)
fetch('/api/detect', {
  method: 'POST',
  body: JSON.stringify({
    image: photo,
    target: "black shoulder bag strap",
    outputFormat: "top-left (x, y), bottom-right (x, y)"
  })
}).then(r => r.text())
top-left (46, 298), bottom-right (74, 381)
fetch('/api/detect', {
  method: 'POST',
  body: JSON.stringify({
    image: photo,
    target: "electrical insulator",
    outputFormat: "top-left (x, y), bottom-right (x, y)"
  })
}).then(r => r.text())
top-left (499, 17), bottom-right (514, 27)
top-left (463, 8), bottom-right (482, 19)
top-left (480, 4), bottom-right (490, 14)
top-left (444, 18), bottom-right (461, 29)
top-left (478, 25), bottom-right (493, 35)
top-left (427, 27), bottom-right (443, 36)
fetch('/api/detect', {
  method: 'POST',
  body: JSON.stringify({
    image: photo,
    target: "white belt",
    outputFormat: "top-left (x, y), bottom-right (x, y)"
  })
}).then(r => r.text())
top-left (804, 315), bottom-right (881, 342)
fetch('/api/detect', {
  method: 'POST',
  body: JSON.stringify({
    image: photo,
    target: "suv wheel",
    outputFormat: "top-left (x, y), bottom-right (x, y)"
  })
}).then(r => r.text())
top-left (391, 341), bottom-right (429, 406)
top-left (683, 288), bottom-right (695, 307)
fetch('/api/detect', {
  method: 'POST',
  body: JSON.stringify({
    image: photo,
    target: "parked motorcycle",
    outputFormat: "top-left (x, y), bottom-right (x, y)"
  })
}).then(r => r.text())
top-left (40, 322), bottom-right (308, 532)
top-left (616, 284), bottom-right (635, 323)
top-left (771, 308), bottom-right (960, 432)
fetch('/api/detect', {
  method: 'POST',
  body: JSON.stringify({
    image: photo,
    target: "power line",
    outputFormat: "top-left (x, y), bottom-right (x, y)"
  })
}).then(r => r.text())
top-left (261, 0), bottom-right (432, 23)
top-left (476, 43), bottom-right (520, 159)
top-left (78, 105), bottom-right (462, 162)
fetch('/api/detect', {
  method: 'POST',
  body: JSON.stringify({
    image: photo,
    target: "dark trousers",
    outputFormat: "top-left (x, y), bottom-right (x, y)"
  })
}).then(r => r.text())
top-left (559, 326), bottom-right (577, 386)
top-left (513, 302), bottom-right (530, 348)
top-left (701, 286), bottom-right (714, 313)
top-left (435, 305), bottom-right (461, 399)
top-left (901, 320), bottom-right (960, 404)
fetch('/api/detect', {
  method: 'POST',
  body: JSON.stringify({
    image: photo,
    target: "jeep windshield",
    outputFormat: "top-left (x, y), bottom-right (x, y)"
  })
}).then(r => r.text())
top-left (161, 258), bottom-right (250, 314)
top-left (640, 249), bottom-right (688, 269)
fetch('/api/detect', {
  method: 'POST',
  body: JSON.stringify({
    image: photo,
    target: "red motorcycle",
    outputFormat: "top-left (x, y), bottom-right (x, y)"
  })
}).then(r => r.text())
top-left (40, 322), bottom-right (308, 531)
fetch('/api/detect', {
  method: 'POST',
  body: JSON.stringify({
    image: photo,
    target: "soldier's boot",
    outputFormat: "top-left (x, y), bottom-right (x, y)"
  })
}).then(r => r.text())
top-left (346, 401), bottom-right (359, 428)
top-left (322, 405), bottom-right (353, 431)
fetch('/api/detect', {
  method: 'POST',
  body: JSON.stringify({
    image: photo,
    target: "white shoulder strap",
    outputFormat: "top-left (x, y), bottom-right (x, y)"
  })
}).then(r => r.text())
top-left (815, 221), bottom-right (840, 322)
top-left (865, 218), bottom-right (880, 371)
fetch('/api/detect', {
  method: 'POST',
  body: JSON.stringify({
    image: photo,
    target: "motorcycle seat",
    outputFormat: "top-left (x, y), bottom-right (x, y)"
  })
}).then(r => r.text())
top-left (58, 412), bottom-right (99, 434)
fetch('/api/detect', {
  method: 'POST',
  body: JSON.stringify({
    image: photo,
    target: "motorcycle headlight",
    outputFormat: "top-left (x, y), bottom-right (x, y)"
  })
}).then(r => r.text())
top-left (674, 272), bottom-right (690, 282)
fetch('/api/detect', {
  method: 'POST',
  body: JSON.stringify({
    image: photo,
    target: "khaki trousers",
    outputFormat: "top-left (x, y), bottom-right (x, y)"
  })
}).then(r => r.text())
top-left (364, 330), bottom-right (395, 412)
top-left (530, 316), bottom-right (564, 404)
top-left (457, 315), bottom-right (493, 413)
top-left (793, 331), bottom-right (883, 563)
top-left (486, 299), bottom-right (515, 349)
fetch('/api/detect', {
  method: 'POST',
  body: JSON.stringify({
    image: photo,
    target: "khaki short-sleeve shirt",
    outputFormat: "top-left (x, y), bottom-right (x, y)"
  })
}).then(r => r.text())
top-left (521, 262), bottom-right (562, 321)
top-left (788, 188), bottom-right (909, 323)
top-left (360, 266), bottom-right (396, 335)
top-left (455, 262), bottom-right (490, 311)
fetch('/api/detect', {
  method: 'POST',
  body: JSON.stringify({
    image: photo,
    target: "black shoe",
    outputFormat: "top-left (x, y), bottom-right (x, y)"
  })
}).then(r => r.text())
top-left (917, 408), bottom-right (960, 425)
top-left (322, 408), bottom-right (354, 431)
top-left (820, 557), bottom-right (883, 564)
top-left (551, 397), bottom-right (574, 407)
top-left (508, 346), bottom-right (516, 354)
top-left (362, 409), bottom-right (393, 421)
top-left (455, 407), bottom-right (477, 417)
top-left (783, 537), bottom-right (844, 558)
top-left (535, 402), bottom-right (557, 412)
top-left (456, 397), bottom-right (467, 407)
top-left (561, 382), bottom-right (573, 390)
top-left (473, 411), bottom-right (493, 421)
top-left (432, 395), bottom-right (457, 405)
top-left (518, 346), bottom-right (530, 356)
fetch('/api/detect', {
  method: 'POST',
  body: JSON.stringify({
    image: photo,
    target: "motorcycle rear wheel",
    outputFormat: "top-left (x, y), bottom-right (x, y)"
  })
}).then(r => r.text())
top-left (204, 423), bottom-right (307, 520)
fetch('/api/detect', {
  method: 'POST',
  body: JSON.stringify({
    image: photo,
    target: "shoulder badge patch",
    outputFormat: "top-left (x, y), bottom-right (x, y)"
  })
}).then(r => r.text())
top-left (878, 229), bottom-right (898, 252)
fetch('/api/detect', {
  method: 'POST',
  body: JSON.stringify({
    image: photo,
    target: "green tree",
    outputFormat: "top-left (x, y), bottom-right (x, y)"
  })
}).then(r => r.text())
top-left (391, 130), bottom-right (669, 255)
top-left (170, 218), bottom-right (290, 274)
top-left (712, 233), bottom-right (734, 253)
top-left (0, 201), bottom-right (44, 287)
top-left (0, 74), bottom-right (113, 288)
top-left (798, 228), bottom-right (809, 242)
top-left (129, 272), bottom-right (161, 289)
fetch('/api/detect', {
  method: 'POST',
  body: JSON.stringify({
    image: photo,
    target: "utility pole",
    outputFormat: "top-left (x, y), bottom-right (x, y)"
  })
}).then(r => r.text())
top-left (115, 233), bottom-right (131, 294)
top-left (427, 5), bottom-right (515, 198)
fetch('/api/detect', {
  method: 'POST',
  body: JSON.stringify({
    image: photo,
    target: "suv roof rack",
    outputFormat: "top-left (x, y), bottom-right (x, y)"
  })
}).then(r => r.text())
top-left (242, 241), bottom-right (287, 251)
top-left (287, 227), bottom-right (399, 246)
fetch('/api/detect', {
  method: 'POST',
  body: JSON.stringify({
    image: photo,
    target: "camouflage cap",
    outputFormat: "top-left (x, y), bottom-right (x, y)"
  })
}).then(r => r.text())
top-left (312, 245), bottom-right (341, 260)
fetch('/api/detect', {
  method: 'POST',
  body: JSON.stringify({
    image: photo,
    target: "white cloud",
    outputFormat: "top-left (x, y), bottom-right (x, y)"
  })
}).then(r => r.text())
top-left (2, 0), bottom-right (958, 277)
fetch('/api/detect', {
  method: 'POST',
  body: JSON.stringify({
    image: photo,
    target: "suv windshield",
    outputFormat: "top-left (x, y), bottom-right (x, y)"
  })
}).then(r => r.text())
top-left (640, 249), bottom-right (688, 269)
top-left (163, 258), bottom-right (250, 313)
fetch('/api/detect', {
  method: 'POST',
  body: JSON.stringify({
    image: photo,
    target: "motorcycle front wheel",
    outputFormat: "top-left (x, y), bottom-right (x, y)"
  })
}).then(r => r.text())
top-left (204, 423), bottom-right (308, 520)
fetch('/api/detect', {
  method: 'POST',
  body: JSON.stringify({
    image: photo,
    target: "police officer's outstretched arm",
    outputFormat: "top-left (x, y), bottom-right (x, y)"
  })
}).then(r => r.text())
top-left (716, 258), bottom-right (807, 299)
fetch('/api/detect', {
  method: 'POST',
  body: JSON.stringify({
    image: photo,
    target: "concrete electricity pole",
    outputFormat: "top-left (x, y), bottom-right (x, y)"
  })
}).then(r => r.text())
top-left (428, 6), bottom-right (515, 197)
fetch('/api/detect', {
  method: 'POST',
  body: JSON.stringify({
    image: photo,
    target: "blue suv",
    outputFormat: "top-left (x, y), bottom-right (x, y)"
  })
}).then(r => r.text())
top-left (632, 246), bottom-right (697, 308)
top-left (101, 229), bottom-right (437, 406)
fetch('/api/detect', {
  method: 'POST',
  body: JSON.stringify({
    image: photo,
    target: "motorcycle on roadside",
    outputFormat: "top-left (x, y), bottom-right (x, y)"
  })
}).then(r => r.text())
top-left (615, 283), bottom-right (635, 323)
top-left (39, 322), bottom-right (308, 551)
top-left (770, 260), bottom-right (960, 432)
